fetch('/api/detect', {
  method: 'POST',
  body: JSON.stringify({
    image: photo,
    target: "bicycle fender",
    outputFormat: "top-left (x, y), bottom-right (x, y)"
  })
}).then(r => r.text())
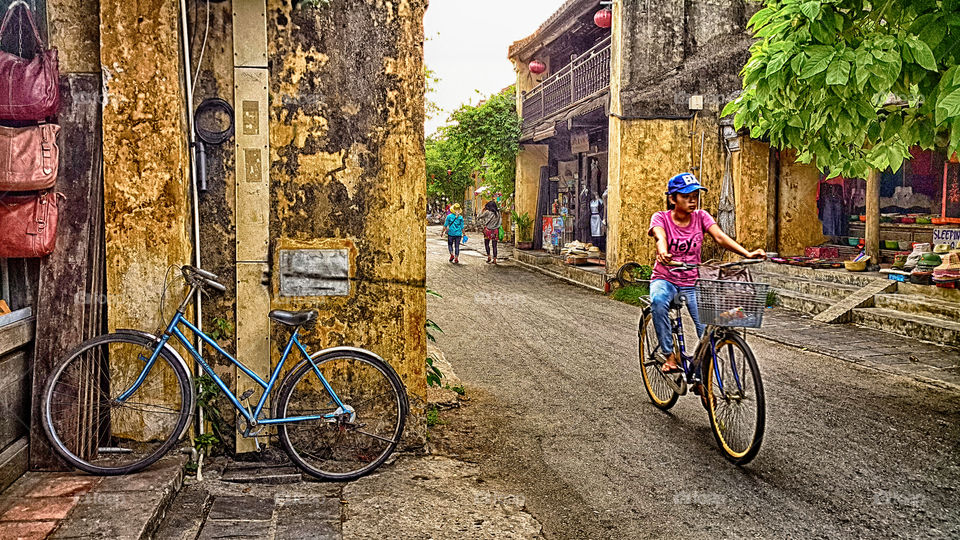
top-left (115, 329), bottom-right (197, 439)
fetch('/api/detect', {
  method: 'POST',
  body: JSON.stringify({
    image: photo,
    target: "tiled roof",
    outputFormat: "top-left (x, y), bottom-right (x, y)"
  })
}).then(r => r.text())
top-left (508, 0), bottom-right (596, 59)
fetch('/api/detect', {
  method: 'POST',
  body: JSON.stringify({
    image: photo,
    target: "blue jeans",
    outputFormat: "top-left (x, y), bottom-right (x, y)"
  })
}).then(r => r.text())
top-left (650, 279), bottom-right (705, 356)
top-left (447, 235), bottom-right (462, 256)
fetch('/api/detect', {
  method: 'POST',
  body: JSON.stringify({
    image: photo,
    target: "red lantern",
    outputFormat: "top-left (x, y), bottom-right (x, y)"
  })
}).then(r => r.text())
top-left (529, 60), bottom-right (546, 74)
top-left (594, 8), bottom-right (612, 28)
top-left (447, 169), bottom-right (453, 175)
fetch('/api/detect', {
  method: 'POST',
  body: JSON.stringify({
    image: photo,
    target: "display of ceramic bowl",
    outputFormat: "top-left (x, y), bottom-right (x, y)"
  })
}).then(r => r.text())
top-left (859, 215), bottom-right (866, 222)
top-left (916, 217), bottom-right (932, 224)
top-left (848, 237), bottom-right (859, 246)
top-left (884, 240), bottom-right (900, 249)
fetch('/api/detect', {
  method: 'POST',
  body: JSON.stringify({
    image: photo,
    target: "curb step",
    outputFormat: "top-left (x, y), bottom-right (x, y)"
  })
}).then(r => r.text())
top-left (773, 289), bottom-right (834, 315)
top-left (853, 307), bottom-right (960, 348)
top-left (874, 293), bottom-right (960, 323)
top-left (756, 272), bottom-right (860, 301)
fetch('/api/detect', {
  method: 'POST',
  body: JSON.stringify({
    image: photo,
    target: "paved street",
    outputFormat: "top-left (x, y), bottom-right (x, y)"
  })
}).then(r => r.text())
top-left (425, 228), bottom-right (960, 539)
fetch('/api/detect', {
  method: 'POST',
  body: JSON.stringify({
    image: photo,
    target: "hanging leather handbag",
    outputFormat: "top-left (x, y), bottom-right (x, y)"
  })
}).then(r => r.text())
top-left (0, 5), bottom-right (60, 121)
top-left (0, 123), bottom-right (59, 191)
top-left (0, 191), bottom-right (64, 258)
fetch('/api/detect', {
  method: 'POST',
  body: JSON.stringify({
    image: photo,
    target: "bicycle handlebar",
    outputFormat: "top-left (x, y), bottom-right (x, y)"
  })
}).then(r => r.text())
top-left (664, 258), bottom-right (764, 272)
top-left (182, 265), bottom-right (227, 292)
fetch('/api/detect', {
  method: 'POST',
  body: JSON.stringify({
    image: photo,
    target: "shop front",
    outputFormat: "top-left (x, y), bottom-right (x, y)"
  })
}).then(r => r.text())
top-left (511, 0), bottom-right (613, 270)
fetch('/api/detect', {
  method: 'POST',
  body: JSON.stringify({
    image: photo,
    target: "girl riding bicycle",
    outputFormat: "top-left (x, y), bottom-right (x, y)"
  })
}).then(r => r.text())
top-left (649, 173), bottom-right (765, 374)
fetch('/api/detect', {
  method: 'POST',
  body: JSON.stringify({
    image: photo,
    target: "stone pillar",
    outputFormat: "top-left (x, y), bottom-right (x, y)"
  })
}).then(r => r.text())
top-left (515, 144), bottom-right (548, 243)
top-left (267, 1), bottom-right (428, 440)
top-left (100, 0), bottom-right (191, 331)
top-left (866, 168), bottom-right (881, 266)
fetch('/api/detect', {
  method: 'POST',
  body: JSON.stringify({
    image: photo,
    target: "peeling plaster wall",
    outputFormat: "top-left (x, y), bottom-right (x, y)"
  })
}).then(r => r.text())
top-left (734, 138), bottom-right (773, 250)
top-left (100, 0), bottom-right (191, 331)
top-left (515, 144), bottom-right (548, 238)
top-left (267, 1), bottom-right (427, 436)
top-left (607, 117), bottom-right (730, 270)
top-left (778, 151), bottom-right (827, 255)
top-left (47, 0), bottom-right (100, 73)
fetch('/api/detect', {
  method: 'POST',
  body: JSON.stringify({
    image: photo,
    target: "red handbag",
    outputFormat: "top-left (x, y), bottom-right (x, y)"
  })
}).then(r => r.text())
top-left (0, 191), bottom-right (64, 258)
top-left (0, 5), bottom-right (60, 121)
top-left (0, 123), bottom-right (59, 191)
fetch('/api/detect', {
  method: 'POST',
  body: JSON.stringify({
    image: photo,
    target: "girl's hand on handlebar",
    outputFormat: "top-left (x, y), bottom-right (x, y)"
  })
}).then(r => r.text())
top-left (656, 250), bottom-right (674, 265)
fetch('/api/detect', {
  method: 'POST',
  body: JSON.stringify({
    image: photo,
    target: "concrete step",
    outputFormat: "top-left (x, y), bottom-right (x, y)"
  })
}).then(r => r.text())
top-left (852, 307), bottom-right (960, 348)
top-left (773, 289), bottom-right (834, 316)
top-left (759, 262), bottom-right (880, 288)
top-left (895, 282), bottom-right (960, 303)
top-left (874, 294), bottom-right (960, 323)
top-left (755, 272), bottom-right (859, 302)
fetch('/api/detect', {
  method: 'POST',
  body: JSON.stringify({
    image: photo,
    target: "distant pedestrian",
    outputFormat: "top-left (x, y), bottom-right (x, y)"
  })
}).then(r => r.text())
top-left (476, 200), bottom-right (502, 264)
top-left (442, 203), bottom-right (465, 264)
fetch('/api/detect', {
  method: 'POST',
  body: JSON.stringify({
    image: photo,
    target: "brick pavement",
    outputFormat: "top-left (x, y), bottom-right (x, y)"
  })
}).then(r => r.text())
top-left (755, 308), bottom-right (960, 390)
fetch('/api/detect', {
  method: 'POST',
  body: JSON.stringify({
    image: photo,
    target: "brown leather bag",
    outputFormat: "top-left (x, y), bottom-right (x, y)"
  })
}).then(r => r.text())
top-left (0, 191), bottom-right (63, 258)
top-left (0, 123), bottom-right (59, 191)
top-left (0, 5), bottom-right (60, 121)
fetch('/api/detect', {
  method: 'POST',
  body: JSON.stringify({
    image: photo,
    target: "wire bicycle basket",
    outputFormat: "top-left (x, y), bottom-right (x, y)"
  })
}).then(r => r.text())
top-left (695, 278), bottom-right (770, 328)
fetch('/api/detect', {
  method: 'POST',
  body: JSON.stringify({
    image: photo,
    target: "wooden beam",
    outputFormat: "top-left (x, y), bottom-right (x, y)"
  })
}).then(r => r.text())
top-left (865, 168), bottom-right (881, 267)
top-left (30, 74), bottom-right (103, 470)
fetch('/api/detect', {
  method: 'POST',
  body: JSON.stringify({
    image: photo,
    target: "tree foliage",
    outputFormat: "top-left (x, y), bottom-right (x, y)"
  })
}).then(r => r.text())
top-left (426, 87), bottom-right (522, 201)
top-left (723, 0), bottom-right (960, 178)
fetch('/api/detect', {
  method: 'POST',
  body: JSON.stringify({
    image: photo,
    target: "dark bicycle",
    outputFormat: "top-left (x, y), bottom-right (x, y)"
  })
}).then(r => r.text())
top-left (637, 259), bottom-right (768, 464)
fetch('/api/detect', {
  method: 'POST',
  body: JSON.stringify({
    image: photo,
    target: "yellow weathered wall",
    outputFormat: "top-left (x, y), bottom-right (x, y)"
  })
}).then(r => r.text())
top-left (100, 0), bottom-right (191, 332)
top-left (267, 1), bottom-right (427, 440)
top-left (734, 138), bottom-right (773, 251)
top-left (778, 151), bottom-right (826, 255)
top-left (515, 144), bottom-right (547, 240)
top-left (47, 0), bottom-right (100, 73)
top-left (606, 117), bottom-right (728, 270)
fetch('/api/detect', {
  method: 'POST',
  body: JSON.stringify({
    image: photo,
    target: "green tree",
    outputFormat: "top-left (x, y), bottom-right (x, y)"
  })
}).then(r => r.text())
top-left (426, 87), bottom-right (522, 202)
top-left (723, 0), bottom-right (960, 178)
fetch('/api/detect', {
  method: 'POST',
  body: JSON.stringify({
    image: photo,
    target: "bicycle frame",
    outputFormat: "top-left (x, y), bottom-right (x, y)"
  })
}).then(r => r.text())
top-left (666, 299), bottom-right (745, 396)
top-left (117, 310), bottom-right (346, 426)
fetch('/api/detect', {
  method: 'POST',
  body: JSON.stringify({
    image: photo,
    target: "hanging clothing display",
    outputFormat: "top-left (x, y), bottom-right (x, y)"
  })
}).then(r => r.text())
top-left (590, 198), bottom-right (603, 237)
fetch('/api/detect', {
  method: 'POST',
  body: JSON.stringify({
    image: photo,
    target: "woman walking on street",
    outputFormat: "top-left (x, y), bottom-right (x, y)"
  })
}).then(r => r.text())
top-left (442, 203), bottom-right (465, 264)
top-left (476, 200), bottom-right (502, 264)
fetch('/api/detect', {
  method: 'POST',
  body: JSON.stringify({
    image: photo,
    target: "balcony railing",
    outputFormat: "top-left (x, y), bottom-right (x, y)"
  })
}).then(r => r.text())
top-left (521, 36), bottom-right (612, 132)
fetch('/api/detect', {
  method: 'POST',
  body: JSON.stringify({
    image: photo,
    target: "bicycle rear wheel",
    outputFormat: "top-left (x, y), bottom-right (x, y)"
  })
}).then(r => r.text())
top-left (638, 313), bottom-right (679, 410)
top-left (275, 349), bottom-right (408, 481)
top-left (42, 333), bottom-right (192, 475)
top-left (703, 332), bottom-right (765, 465)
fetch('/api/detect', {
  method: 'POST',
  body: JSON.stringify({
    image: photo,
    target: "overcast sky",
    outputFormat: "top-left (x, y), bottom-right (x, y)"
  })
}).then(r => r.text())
top-left (424, 0), bottom-right (567, 137)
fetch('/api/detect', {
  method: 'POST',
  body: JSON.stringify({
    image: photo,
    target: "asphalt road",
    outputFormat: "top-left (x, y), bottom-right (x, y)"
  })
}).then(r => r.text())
top-left (426, 228), bottom-right (960, 540)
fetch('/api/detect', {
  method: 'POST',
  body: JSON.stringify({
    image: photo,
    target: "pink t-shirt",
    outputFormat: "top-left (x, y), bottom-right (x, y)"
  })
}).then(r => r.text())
top-left (647, 210), bottom-right (717, 287)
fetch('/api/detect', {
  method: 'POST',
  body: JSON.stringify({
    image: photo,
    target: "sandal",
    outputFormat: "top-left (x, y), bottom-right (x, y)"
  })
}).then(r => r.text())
top-left (660, 362), bottom-right (682, 374)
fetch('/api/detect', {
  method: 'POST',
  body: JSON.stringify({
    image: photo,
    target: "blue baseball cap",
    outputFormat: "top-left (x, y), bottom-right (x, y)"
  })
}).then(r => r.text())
top-left (666, 173), bottom-right (707, 194)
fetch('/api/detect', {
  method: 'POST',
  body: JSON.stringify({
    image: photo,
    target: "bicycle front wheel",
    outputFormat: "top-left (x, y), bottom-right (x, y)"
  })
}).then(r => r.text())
top-left (703, 332), bottom-right (765, 465)
top-left (275, 350), bottom-right (408, 481)
top-left (638, 312), bottom-right (679, 410)
top-left (42, 333), bottom-right (192, 475)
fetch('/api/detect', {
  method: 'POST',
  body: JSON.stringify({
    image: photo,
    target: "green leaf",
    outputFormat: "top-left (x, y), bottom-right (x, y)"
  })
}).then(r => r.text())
top-left (882, 114), bottom-right (903, 141)
top-left (826, 60), bottom-right (851, 86)
top-left (766, 53), bottom-right (791, 77)
top-left (908, 38), bottom-right (938, 71)
top-left (747, 7), bottom-right (775, 30)
top-left (937, 87), bottom-right (960, 125)
top-left (800, 1), bottom-right (821, 20)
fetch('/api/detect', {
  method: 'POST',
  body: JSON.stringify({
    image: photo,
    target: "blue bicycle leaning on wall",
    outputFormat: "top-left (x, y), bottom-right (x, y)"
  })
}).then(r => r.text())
top-left (41, 266), bottom-right (409, 481)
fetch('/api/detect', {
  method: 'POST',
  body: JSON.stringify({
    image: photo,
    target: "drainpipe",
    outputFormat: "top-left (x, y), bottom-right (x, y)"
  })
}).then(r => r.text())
top-left (179, 0), bottom-right (205, 478)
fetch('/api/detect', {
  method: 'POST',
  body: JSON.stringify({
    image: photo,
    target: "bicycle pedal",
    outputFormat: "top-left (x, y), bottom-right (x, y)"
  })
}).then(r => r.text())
top-left (239, 389), bottom-right (255, 402)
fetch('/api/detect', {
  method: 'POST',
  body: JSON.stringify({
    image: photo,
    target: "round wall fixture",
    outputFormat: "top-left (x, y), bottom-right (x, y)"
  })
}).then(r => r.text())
top-left (529, 60), bottom-right (546, 74)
